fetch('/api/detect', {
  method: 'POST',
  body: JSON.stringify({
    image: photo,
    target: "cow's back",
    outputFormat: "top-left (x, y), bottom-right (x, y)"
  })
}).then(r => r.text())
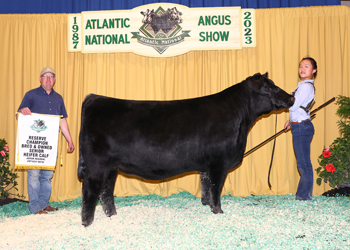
top-left (79, 87), bottom-right (247, 179)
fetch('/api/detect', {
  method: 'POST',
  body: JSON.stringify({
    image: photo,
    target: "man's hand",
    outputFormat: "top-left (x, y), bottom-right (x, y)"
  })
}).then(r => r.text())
top-left (19, 107), bottom-right (32, 115)
top-left (67, 141), bottom-right (75, 153)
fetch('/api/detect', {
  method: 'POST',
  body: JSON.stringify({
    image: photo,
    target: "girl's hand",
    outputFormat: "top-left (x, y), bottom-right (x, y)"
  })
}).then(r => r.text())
top-left (284, 119), bottom-right (291, 131)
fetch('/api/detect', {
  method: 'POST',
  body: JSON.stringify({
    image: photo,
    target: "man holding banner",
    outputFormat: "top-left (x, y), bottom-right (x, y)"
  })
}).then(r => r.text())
top-left (17, 67), bottom-right (74, 215)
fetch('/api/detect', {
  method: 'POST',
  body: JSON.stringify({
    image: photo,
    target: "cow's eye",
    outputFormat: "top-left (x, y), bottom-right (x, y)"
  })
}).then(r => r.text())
top-left (264, 86), bottom-right (270, 91)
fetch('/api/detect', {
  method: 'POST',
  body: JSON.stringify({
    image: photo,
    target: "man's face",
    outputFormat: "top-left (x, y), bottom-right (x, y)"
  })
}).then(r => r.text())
top-left (40, 73), bottom-right (56, 92)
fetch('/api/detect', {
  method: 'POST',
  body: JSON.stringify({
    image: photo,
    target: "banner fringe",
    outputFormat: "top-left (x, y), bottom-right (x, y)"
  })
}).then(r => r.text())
top-left (15, 165), bottom-right (55, 171)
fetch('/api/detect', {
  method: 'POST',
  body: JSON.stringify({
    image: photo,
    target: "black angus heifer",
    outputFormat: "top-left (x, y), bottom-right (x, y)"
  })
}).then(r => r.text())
top-left (78, 73), bottom-right (294, 227)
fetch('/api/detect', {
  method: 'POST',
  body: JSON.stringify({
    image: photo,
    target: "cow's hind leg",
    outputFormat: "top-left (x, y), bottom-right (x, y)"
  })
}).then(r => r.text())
top-left (100, 169), bottom-right (118, 217)
top-left (81, 173), bottom-right (105, 227)
top-left (200, 171), bottom-right (211, 206)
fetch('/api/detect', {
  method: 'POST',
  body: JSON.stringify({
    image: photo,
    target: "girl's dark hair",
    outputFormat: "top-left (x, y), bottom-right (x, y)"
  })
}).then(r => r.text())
top-left (301, 57), bottom-right (318, 78)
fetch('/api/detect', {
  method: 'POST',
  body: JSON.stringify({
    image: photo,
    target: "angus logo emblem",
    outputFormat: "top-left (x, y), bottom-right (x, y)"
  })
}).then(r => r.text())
top-left (131, 6), bottom-right (191, 54)
top-left (31, 119), bottom-right (47, 133)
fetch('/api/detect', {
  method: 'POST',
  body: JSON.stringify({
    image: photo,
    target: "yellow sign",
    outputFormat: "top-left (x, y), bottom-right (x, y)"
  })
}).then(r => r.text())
top-left (68, 3), bottom-right (255, 57)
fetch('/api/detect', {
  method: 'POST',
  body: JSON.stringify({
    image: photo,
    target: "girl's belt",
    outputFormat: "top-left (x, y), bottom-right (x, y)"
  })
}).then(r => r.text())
top-left (291, 119), bottom-right (309, 125)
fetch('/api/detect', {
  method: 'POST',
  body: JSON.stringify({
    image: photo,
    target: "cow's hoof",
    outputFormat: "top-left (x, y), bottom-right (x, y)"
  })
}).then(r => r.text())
top-left (211, 207), bottom-right (224, 214)
top-left (82, 218), bottom-right (94, 227)
top-left (201, 199), bottom-right (209, 206)
top-left (106, 210), bottom-right (117, 217)
top-left (82, 222), bottom-right (92, 227)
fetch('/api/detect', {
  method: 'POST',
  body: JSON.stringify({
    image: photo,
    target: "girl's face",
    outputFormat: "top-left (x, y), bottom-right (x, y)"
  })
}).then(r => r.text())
top-left (299, 59), bottom-right (317, 80)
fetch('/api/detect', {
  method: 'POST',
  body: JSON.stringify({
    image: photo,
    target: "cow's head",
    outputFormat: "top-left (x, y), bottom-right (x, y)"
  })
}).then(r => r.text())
top-left (140, 9), bottom-right (155, 23)
top-left (246, 72), bottom-right (295, 115)
top-left (168, 7), bottom-right (183, 23)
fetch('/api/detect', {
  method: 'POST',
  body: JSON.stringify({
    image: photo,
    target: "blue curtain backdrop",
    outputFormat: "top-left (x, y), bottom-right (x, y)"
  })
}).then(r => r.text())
top-left (1, 0), bottom-right (340, 14)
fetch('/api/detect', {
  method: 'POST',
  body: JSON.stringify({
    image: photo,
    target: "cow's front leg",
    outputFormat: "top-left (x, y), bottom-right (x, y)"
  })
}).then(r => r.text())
top-left (81, 175), bottom-right (105, 227)
top-left (207, 168), bottom-right (227, 214)
top-left (100, 169), bottom-right (118, 217)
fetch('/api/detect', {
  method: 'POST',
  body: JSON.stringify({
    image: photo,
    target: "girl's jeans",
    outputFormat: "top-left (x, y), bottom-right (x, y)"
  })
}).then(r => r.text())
top-left (27, 169), bottom-right (54, 214)
top-left (291, 120), bottom-right (315, 200)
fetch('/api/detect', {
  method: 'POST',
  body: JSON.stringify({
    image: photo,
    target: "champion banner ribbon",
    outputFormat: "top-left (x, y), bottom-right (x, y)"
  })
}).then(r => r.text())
top-left (15, 113), bottom-right (60, 171)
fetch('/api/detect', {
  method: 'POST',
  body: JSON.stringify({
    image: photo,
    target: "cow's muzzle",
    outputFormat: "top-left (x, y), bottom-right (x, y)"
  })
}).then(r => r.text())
top-left (288, 96), bottom-right (295, 106)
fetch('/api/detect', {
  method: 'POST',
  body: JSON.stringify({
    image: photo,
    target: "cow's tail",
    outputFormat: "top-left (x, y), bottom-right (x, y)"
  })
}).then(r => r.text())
top-left (77, 148), bottom-right (86, 179)
top-left (77, 94), bottom-right (96, 180)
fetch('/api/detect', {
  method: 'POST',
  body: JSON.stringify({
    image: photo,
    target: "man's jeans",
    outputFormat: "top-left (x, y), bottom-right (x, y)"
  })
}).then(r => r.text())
top-left (27, 169), bottom-right (54, 214)
top-left (291, 120), bottom-right (315, 200)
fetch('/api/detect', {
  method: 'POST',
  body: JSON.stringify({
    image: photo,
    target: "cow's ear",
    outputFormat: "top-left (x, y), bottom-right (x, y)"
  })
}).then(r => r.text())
top-left (246, 73), bottom-right (264, 92)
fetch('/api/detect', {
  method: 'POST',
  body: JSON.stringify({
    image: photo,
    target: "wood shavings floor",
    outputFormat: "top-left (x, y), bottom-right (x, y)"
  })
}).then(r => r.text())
top-left (1, 192), bottom-right (349, 249)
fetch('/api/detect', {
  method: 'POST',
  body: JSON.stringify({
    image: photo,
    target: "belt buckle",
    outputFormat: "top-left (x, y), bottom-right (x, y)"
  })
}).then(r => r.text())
top-left (291, 120), bottom-right (303, 125)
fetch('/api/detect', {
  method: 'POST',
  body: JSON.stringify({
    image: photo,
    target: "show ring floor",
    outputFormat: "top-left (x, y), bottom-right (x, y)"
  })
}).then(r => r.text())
top-left (1, 191), bottom-right (349, 249)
